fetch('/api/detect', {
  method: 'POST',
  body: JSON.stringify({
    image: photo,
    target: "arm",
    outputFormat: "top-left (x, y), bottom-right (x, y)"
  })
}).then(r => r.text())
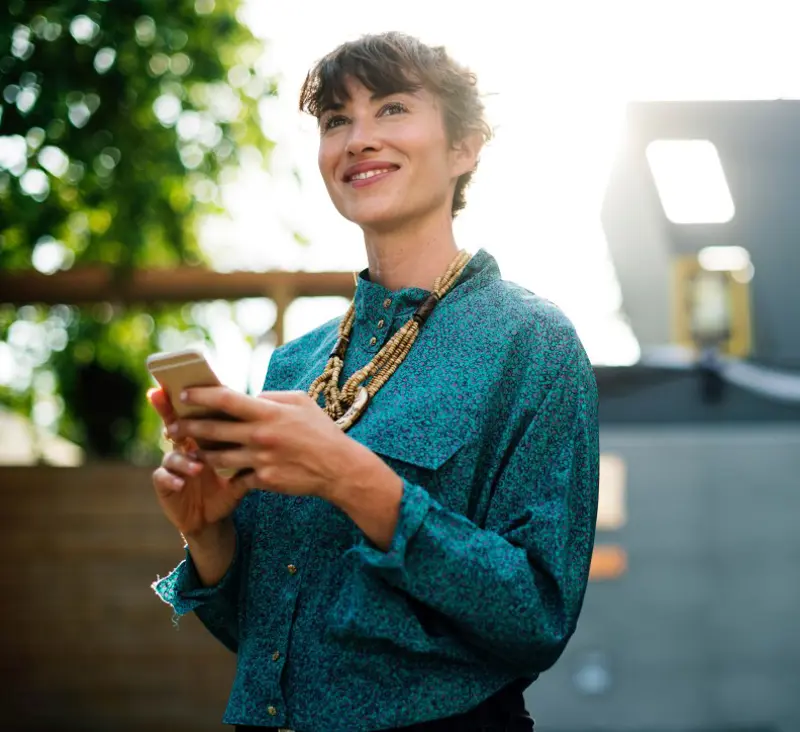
top-left (330, 340), bottom-right (599, 675)
top-left (152, 502), bottom-right (252, 653)
top-left (185, 517), bottom-right (236, 587)
top-left (151, 344), bottom-right (292, 651)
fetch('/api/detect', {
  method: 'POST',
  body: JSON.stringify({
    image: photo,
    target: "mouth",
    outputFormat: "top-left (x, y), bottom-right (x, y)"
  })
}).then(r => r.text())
top-left (343, 164), bottom-right (400, 187)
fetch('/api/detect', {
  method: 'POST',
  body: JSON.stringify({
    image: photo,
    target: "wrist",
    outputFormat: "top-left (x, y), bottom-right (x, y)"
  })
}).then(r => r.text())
top-left (324, 443), bottom-right (404, 552)
top-left (325, 444), bottom-right (403, 512)
top-left (183, 518), bottom-right (236, 588)
top-left (326, 448), bottom-right (403, 519)
top-left (183, 516), bottom-right (233, 547)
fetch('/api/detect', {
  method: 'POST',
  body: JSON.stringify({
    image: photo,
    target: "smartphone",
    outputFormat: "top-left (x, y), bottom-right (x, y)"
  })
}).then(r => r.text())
top-left (146, 348), bottom-right (224, 420)
top-left (146, 348), bottom-right (242, 476)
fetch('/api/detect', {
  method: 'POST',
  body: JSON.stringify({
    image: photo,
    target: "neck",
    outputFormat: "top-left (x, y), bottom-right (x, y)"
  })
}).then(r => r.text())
top-left (361, 209), bottom-right (459, 292)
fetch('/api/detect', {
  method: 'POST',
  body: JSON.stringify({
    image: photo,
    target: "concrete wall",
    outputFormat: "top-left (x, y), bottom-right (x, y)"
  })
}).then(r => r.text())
top-left (527, 425), bottom-right (800, 732)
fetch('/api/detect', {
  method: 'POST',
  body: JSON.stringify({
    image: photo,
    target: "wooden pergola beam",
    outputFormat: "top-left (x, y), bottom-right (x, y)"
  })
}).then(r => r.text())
top-left (0, 267), bottom-right (357, 306)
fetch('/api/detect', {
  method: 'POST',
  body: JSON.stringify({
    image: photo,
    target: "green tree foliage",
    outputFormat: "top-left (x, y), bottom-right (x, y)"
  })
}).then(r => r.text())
top-left (0, 0), bottom-right (277, 461)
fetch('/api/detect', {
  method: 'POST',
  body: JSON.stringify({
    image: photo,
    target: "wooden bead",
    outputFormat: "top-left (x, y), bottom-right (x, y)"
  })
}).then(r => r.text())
top-left (310, 252), bottom-right (471, 431)
top-left (413, 293), bottom-right (440, 325)
top-left (334, 386), bottom-right (370, 431)
top-left (329, 336), bottom-right (349, 361)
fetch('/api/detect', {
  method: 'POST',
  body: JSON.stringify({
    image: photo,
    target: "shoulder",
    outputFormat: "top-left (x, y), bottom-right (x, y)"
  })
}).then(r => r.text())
top-left (263, 315), bottom-right (341, 391)
top-left (460, 278), bottom-right (590, 377)
top-left (466, 280), bottom-right (597, 428)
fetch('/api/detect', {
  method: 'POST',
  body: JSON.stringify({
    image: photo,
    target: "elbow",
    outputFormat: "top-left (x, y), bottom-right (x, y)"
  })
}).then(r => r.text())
top-left (526, 632), bottom-right (571, 674)
top-left (511, 622), bottom-right (572, 675)
top-left (495, 598), bottom-right (575, 675)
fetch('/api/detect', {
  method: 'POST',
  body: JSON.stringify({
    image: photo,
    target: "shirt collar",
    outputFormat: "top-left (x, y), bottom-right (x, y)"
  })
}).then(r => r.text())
top-left (353, 248), bottom-right (500, 322)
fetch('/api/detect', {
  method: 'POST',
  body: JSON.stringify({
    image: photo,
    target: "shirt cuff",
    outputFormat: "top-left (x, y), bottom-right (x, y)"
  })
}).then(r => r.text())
top-left (151, 526), bottom-right (241, 616)
top-left (352, 480), bottom-right (432, 585)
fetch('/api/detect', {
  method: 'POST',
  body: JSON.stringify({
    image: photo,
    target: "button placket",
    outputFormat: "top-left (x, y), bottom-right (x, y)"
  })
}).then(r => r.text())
top-left (367, 297), bottom-right (395, 351)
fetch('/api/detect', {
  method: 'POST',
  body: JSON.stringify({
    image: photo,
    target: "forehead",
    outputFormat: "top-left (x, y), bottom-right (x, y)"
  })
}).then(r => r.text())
top-left (316, 61), bottom-right (425, 109)
top-left (322, 76), bottom-right (432, 112)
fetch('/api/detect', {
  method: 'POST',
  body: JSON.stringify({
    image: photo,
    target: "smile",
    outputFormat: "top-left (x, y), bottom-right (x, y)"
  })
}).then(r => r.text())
top-left (344, 164), bottom-right (400, 188)
top-left (351, 168), bottom-right (394, 181)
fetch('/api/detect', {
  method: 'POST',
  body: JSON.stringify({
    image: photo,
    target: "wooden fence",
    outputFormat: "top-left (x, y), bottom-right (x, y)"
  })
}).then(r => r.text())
top-left (0, 464), bottom-right (235, 732)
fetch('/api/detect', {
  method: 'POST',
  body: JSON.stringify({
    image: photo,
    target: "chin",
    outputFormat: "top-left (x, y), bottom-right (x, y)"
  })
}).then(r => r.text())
top-left (344, 203), bottom-right (409, 231)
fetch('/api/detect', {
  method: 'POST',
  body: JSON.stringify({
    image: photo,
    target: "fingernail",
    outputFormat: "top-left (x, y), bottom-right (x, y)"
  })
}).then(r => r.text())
top-left (171, 476), bottom-right (184, 488)
top-left (180, 390), bottom-right (189, 402)
top-left (167, 423), bottom-right (178, 435)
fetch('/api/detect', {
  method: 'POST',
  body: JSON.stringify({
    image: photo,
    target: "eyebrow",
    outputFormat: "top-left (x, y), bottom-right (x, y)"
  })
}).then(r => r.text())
top-left (320, 90), bottom-right (416, 115)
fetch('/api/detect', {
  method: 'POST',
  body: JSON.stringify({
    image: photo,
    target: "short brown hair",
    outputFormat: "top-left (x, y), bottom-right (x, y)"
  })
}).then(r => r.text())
top-left (299, 32), bottom-right (492, 217)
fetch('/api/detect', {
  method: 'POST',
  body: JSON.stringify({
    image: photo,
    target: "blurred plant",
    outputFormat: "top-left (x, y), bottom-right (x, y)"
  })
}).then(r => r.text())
top-left (0, 0), bottom-right (277, 461)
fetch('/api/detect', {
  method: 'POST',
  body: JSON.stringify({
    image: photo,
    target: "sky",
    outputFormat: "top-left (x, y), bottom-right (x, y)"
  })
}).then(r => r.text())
top-left (197, 0), bottom-right (800, 392)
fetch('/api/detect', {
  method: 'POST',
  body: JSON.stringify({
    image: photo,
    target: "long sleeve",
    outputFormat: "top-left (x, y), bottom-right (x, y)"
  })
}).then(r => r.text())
top-left (152, 502), bottom-right (252, 653)
top-left (348, 339), bottom-right (599, 675)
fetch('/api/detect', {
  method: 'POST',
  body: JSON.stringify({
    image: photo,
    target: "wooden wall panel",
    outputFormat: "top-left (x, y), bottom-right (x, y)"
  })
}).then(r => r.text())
top-left (0, 465), bottom-right (236, 732)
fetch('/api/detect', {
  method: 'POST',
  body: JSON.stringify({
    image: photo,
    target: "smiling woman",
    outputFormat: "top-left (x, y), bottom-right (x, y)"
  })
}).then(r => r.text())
top-left (300, 31), bottom-right (492, 228)
top-left (151, 31), bottom-right (599, 732)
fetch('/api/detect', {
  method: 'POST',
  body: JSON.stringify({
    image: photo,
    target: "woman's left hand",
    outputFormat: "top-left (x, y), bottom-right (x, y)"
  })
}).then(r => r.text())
top-left (166, 387), bottom-right (384, 500)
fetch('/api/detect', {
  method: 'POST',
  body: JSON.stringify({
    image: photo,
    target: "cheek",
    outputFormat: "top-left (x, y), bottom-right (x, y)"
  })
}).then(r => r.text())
top-left (402, 128), bottom-right (451, 177)
top-left (318, 143), bottom-right (338, 188)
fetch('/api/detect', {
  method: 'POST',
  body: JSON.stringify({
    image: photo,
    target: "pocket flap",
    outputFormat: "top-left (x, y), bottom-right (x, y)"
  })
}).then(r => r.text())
top-left (349, 399), bottom-right (477, 472)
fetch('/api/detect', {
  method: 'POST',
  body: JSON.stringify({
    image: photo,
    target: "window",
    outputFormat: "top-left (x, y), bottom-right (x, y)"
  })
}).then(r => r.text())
top-left (646, 139), bottom-right (735, 224)
top-left (591, 453), bottom-right (628, 581)
top-left (597, 453), bottom-right (627, 530)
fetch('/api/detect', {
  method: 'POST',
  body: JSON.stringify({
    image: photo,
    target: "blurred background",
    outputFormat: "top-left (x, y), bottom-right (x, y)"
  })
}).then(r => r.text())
top-left (1, 0), bottom-right (799, 730)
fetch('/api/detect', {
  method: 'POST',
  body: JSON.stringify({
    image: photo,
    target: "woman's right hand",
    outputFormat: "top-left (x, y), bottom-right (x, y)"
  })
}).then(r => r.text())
top-left (149, 388), bottom-right (246, 539)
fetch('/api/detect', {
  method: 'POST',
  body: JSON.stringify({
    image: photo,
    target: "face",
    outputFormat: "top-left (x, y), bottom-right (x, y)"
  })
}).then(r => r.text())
top-left (317, 77), bottom-right (478, 231)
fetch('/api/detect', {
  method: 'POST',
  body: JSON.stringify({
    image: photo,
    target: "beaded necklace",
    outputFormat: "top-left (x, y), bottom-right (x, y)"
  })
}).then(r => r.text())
top-left (308, 249), bottom-right (472, 431)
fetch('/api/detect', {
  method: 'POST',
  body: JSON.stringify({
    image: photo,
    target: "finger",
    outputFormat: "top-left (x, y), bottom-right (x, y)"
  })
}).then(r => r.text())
top-left (179, 386), bottom-right (279, 422)
top-left (148, 387), bottom-right (177, 425)
top-left (162, 450), bottom-right (205, 477)
top-left (167, 417), bottom-right (259, 447)
top-left (153, 466), bottom-right (186, 493)
top-left (161, 427), bottom-right (195, 453)
top-left (230, 468), bottom-right (263, 495)
top-left (257, 390), bottom-right (308, 405)
top-left (201, 446), bottom-right (261, 470)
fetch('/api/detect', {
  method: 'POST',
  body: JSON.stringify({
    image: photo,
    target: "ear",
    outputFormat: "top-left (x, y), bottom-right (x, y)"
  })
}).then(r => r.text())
top-left (451, 130), bottom-right (484, 178)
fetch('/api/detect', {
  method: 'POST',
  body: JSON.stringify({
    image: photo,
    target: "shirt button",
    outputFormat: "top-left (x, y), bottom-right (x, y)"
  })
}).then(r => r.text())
top-left (272, 651), bottom-right (281, 661)
top-left (377, 319), bottom-right (385, 329)
top-left (383, 298), bottom-right (392, 309)
top-left (369, 336), bottom-right (377, 346)
top-left (267, 706), bottom-right (277, 716)
top-left (287, 564), bottom-right (297, 575)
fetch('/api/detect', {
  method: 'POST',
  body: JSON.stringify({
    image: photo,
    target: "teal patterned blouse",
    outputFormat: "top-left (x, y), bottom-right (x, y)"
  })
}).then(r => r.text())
top-left (153, 249), bottom-right (599, 731)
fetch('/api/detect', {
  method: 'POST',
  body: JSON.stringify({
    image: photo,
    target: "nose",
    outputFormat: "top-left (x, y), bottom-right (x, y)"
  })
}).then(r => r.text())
top-left (344, 116), bottom-right (382, 157)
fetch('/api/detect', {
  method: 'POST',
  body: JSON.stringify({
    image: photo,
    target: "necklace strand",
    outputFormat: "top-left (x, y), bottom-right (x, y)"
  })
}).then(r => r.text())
top-left (307, 250), bottom-right (472, 430)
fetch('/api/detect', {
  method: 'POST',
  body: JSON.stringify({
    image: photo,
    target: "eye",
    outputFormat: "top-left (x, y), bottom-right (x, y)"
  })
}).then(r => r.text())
top-left (322, 114), bottom-right (348, 131)
top-left (379, 101), bottom-right (408, 117)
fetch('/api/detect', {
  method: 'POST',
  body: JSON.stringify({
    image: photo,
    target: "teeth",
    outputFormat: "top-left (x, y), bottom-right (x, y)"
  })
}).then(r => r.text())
top-left (351, 168), bottom-right (393, 181)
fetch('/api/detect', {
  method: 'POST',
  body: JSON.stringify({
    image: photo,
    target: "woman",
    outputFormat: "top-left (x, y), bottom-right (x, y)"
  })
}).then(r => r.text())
top-left (151, 32), bottom-right (599, 732)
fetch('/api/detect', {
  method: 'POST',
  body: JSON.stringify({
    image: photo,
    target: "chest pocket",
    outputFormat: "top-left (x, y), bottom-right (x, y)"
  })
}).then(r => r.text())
top-left (268, 342), bottom-right (482, 490)
top-left (347, 392), bottom-right (479, 498)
